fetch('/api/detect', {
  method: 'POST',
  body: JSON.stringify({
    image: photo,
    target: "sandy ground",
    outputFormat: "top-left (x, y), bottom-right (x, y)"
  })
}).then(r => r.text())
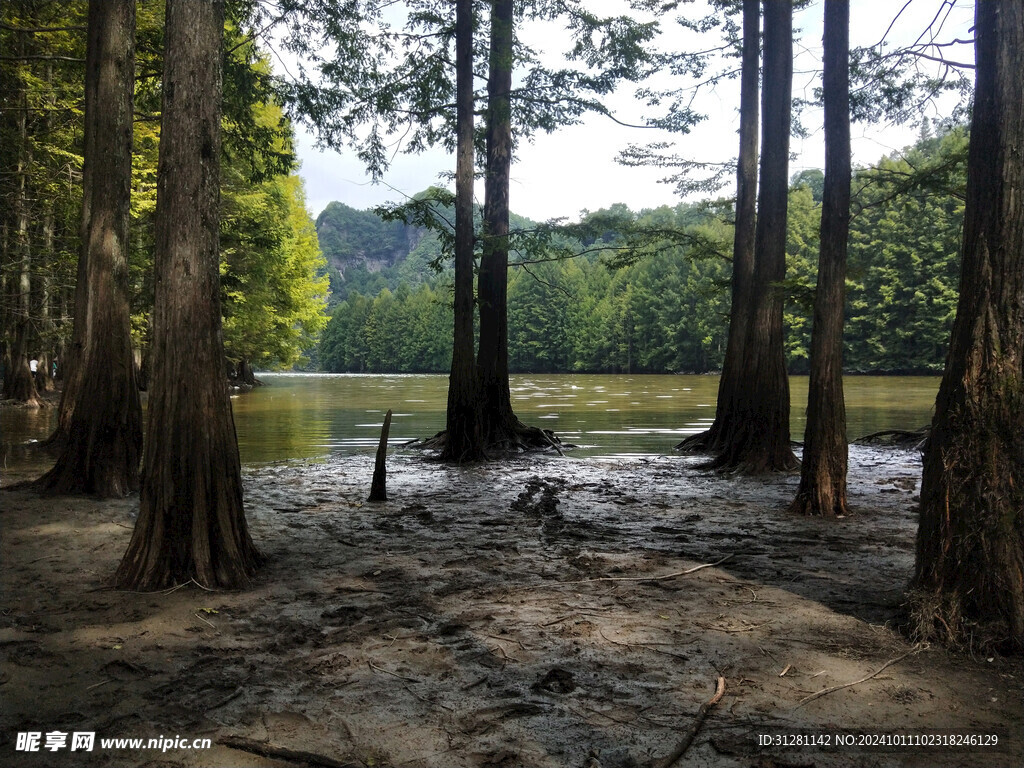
top-left (1, 445), bottom-right (1021, 768)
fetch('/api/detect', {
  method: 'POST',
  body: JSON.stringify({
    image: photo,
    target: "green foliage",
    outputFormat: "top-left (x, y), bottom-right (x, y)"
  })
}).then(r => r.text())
top-left (0, 3), bottom-right (328, 373)
top-left (264, 1), bottom-right (660, 178)
top-left (0, 1), bottom-right (88, 360)
top-left (317, 127), bottom-right (967, 376)
top-left (320, 201), bottom-right (734, 374)
top-left (791, 168), bottom-right (825, 203)
top-left (320, 283), bottom-right (452, 373)
top-left (221, 173), bottom-right (329, 370)
top-left (783, 185), bottom-right (823, 372)
top-left (845, 126), bottom-right (967, 372)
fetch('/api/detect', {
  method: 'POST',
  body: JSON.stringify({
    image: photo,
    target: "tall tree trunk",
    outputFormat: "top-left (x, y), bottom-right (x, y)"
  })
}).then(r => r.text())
top-left (712, 0), bottom-right (797, 474)
top-left (441, 0), bottom-right (483, 462)
top-left (116, 0), bottom-right (260, 589)
top-left (912, 0), bottom-right (1024, 651)
top-left (34, 64), bottom-right (57, 396)
top-left (50, 8), bottom-right (99, 443)
top-left (36, 210), bottom-right (56, 394)
top-left (789, 0), bottom-right (850, 516)
top-left (38, 0), bottom-right (142, 497)
top-left (678, 0), bottom-right (759, 454)
top-left (476, 0), bottom-right (519, 445)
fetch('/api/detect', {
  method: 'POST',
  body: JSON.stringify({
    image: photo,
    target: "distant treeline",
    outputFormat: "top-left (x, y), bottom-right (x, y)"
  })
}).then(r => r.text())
top-left (318, 126), bottom-right (965, 375)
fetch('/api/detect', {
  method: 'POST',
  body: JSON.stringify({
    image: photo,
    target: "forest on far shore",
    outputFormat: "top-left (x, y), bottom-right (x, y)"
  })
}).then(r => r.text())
top-left (317, 124), bottom-right (965, 377)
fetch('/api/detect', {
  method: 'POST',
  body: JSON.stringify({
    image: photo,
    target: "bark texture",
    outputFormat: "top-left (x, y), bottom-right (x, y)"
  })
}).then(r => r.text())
top-left (476, 0), bottom-right (517, 446)
top-left (441, 0), bottom-right (483, 462)
top-left (912, 0), bottom-right (1024, 651)
top-left (712, 0), bottom-right (798, 474)
top-left (678, 0), bottom-right (759, 454)
top-left (50, 6), bottom-right (100, 440)
top-left (38, 0), bottom-right (142, 497)
top-left (789, 0), bottom-right (850, 516)
top-left (473, 0), bottom-right (557, 455)
top-left (116, 0), bottom-right (259, 590)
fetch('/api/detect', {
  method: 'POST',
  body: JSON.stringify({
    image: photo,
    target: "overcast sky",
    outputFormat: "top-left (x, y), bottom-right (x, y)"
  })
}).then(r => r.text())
top-left (282, 0), bottom-right (975, 223)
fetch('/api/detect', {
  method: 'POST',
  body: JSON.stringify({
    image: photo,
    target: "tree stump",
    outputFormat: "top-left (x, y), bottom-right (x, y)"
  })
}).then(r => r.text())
top-left (368, 409), bottom-right (392, 502)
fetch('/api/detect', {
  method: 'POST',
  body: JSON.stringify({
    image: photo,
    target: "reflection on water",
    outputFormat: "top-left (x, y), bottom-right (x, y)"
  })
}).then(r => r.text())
top-left (3, 373), bottom-right (939, 470)
top-left (229, 373), bottom-right (939, 463)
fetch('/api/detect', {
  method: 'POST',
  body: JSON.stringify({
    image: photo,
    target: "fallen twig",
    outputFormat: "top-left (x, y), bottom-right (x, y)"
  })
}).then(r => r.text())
top-left (541, 429), bottom-right (566, 457)
top-left (461, 675), bottom-right (488, 691)
top-left (598, 628), bottom-right (691, 661)
top-left (794, 644), bottom-right (924, 709)
top-left (696, 620), bottom-right (773, 634)
top-left (553, 555), bottom-right (734, 587)
top-left (482, 632), bottom-right (529, 651)
top-left (206, 685), bottom-right (244, 712)
top-left (653, 676), bottom-right (726, 768)
top-left (368, 660), bottom-right (418, 683)
top-left (219, 735), bottom-right (358, 768)
top-left (404, 684), bottom-right (454, 711)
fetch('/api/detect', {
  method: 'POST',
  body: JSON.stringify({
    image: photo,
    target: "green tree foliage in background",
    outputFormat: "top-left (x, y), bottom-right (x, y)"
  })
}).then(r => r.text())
top-left (0, 1), bottom-right (328, 402)
top-left (845, 127), bottom-right (966, 373)
top-left (1, 1), bottom-right (88, 404)
top-left (319, 122), bottom-right (966, 379)
top-left (221, 167), bottom-right (329, 383)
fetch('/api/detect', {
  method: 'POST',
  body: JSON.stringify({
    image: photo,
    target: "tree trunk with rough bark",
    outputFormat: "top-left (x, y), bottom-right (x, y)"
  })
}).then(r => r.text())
top-left (116, 0), bottom-right (259, 590)
top-left (474, 0), bottom-right (556, 454)
top-left (49, 16), bottom-right (99, 443)
top-left (712, 0), bottom-right (798, 474)
top-left (678, 0), bottom-right (759, 455)
top-left (441, 0), bottom-right (483, 462)
top-left (38, 0), bottom-right (142, 497)
top-left (476, 0), bottom-right (517, 447)
top-left (912, 0), bottom-right (1024, 652)
top-left (789, 0), bottom-right (850, 516)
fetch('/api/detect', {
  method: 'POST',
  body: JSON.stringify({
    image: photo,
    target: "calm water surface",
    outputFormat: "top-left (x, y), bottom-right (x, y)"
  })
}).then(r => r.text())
top-left (2, 373), bottom-right (939, 468)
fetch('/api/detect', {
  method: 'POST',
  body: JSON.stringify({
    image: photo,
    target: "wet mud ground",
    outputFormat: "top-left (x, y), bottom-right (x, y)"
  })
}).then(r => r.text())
top-left (1, 447), bottom-right (1021, 767)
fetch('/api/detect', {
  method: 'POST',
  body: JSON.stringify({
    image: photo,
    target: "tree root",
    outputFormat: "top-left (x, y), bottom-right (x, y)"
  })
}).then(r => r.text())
top-left (853, 426), bottom-right (930, 449)
top-left (905, 587), bottom-right (1021, 654)
top-left (405, 423), bottom-right (568, 460)
top-left (674, 427), bottom-right (720, 454)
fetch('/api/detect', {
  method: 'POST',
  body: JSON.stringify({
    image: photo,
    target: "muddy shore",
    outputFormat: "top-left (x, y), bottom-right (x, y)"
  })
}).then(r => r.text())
top-left (1, 447), bottom-right (1021, 767)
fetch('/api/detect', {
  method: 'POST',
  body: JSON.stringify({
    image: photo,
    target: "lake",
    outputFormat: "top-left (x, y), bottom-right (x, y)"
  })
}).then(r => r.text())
top-left (3, 373), bottom-right (938, 468)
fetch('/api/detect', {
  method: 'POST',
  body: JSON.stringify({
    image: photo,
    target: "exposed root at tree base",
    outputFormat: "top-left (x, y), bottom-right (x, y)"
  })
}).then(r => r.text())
top-left (854, 426), bottom-right (930, 449)
top-left (405, 423), bottom-right (566, 461)
top-left (907, 588), bottom-right (1024, 655)
top-left (674, 427), bottom-right (720, 454)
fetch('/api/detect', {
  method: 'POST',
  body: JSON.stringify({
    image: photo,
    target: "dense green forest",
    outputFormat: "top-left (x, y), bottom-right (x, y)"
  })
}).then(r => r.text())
top-left (0, 2), bottom-right (328, 393)
top-left (318, 125), bottom-right (966, 376)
